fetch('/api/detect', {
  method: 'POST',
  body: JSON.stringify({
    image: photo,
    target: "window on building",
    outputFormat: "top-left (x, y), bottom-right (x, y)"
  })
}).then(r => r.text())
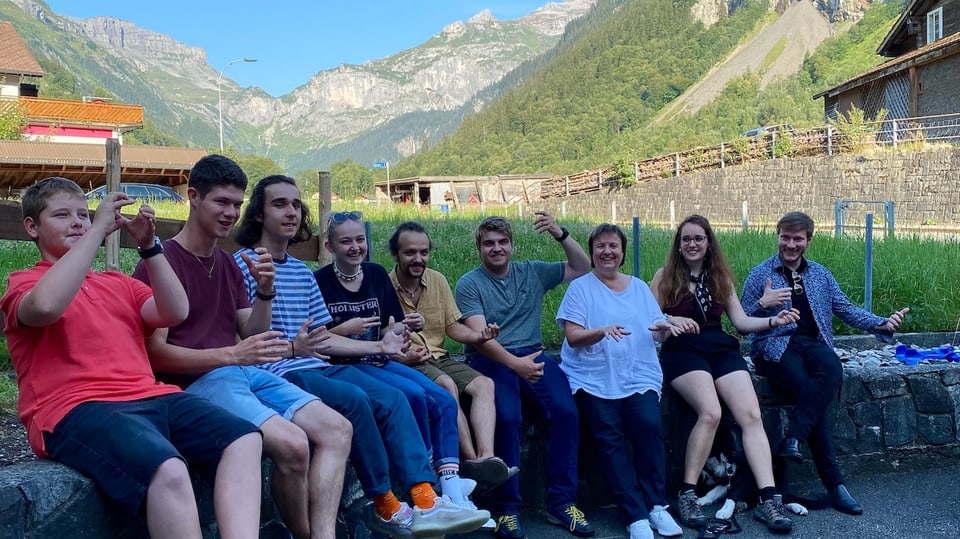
top-left (927, 7), bottom-right (943, 44)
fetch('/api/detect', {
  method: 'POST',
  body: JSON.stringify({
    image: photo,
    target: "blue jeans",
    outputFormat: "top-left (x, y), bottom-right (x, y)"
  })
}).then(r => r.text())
top-left (576, 390), bottom-right (667, 524)
top-left (469, 348), bottom-right (580, 514)
top-left (355, 361), bottom-right (460, 468)
top-left (284, 365), bottom-right (435, 496)
top-left (755, 335), bottom-right (844, 487)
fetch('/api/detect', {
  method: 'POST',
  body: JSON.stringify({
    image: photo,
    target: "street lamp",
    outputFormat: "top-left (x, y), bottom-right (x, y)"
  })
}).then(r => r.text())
top-left (218, 57), bottom-right (256, 151)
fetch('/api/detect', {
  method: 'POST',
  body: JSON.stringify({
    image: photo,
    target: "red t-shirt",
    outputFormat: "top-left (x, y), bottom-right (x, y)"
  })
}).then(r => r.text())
top-left (0, 262), bottom-right (179, 457)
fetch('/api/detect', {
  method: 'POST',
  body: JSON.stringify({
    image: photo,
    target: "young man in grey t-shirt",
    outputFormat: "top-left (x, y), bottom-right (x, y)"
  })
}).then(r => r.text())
top-left (455, 213), bottom-right (595, 539)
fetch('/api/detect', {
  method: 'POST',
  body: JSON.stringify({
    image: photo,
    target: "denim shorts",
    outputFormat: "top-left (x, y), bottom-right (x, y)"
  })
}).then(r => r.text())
top-left (186, 365), bottom-right (318, 427)
top-left (42, 392), bottom-right (259, 516)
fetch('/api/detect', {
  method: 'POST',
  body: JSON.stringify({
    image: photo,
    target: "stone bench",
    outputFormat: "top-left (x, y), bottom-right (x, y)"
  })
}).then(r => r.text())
top-left (3, 334), bottom-right (959, 537)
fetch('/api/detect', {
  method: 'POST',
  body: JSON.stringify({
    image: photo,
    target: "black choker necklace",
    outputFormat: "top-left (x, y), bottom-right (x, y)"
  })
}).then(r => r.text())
top-left (334, 263), bottom-right (362, 282)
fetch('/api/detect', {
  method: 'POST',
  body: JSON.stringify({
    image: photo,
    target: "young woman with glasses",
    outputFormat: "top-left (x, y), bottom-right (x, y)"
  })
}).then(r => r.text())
top-left (649, 215), bottom-right (799, 533)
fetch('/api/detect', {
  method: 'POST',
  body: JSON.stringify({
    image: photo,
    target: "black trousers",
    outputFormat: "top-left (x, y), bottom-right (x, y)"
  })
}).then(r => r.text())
top-left (755, 335), bottom-right (844, 488)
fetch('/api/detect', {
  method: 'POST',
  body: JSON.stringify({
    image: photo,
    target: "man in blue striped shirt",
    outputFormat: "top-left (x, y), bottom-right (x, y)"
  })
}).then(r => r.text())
top-left (232, 175), bottom-right (490, 537)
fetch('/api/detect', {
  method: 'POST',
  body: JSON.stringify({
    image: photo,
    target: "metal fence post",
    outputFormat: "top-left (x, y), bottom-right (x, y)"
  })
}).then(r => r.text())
top-left (633, 217), bottom-right (641, 279)
top-left (892, 119), bottom-right (898, 149)
top-left (886, 201), bottom-right (896, 238)
top-left (834, 200), bottom-right (844, 238)
top-left (864, 213), bottom-right (874, 311)
top-left (742, 201), bottom-right (748, 231)
top-left (827, 125), bottom-right (833, 156)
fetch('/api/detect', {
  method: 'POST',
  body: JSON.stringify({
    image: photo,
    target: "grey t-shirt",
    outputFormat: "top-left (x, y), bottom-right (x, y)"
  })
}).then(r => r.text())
top-left (455, 260), bottom-right (564, 353)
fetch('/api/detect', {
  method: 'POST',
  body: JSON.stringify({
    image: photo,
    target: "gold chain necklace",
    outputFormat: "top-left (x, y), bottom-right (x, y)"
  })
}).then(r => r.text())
top-left (192, 252), bottom-right (216, 279)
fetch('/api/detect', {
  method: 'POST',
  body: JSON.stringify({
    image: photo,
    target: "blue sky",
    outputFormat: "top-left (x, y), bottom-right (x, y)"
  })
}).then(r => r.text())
top-left (43, 1), bottom-right (550, 97)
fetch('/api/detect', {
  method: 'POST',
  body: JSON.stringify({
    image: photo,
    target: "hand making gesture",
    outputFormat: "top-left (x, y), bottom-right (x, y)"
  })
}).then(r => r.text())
top-left (533, 210), bottom-right (564, 239)
top-left (239, 247), bottom-right (276, 296)
top-left (758, 278), bottom-right (793, 309)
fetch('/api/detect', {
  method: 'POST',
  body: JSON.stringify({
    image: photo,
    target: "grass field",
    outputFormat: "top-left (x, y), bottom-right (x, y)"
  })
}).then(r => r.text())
top-left (1, 202), bottom-right (959, 376)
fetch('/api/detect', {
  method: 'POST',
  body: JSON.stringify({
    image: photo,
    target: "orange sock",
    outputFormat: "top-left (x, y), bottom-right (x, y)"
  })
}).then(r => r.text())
top-left (373, 490), bottom-right (402, 521)
top-left (410, 482), bottom-right (438, 510)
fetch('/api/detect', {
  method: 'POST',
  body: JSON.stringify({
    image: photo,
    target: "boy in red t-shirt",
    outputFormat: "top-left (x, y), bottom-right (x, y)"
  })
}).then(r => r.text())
top-left (0, 177), bottom-right (262, 539)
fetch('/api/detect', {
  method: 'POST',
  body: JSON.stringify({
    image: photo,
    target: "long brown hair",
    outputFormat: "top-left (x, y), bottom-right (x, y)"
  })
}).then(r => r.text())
top-left (657, 215), bottom-right (734, 308)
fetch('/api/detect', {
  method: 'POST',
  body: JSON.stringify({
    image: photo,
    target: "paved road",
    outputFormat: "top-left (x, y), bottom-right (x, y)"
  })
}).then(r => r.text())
top-left (451, 460), bottom-right (960, 539)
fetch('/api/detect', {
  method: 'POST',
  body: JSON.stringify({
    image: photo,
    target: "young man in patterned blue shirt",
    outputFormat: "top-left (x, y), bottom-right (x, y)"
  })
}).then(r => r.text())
top-left (741, 211), bottom-right (908, 516)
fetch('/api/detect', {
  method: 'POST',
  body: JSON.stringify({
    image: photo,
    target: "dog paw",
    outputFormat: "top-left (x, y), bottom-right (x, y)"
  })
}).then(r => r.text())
top-left (714, 499), bottom-right (736, 520)
top-left (698, 485), bottom-right (727, 506)
top-left (786, 502), bottom-right (809, 516)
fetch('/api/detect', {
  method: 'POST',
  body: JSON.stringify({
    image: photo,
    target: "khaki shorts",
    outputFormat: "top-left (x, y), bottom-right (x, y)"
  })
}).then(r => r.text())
top-left (413, 355), bottom-right (482, 393)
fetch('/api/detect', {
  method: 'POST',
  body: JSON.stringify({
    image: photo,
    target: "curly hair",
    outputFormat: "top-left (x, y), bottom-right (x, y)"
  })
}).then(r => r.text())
top-left (657, 214), bottom-right (734, 308)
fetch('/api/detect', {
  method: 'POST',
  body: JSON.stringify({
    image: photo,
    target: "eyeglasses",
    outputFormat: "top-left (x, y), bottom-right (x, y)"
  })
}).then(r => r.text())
top-left (328, 211), bottom-right (362, 225)
top-left (790, 270), bottom-right (805, 296)
top-left (681, 235), bottom-right (707, 245)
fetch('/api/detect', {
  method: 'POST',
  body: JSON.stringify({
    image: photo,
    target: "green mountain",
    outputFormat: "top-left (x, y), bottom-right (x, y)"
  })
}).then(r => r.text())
top-left (395, 0), bottom-right (907, 178)
top-left (0, 0), bottom-right (598, 171)
top-left (1, 0), bottom-right (906, 180)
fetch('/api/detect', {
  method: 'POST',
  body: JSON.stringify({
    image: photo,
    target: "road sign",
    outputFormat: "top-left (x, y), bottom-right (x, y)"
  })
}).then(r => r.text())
top-left (372, 161), bottom-right (388, 168)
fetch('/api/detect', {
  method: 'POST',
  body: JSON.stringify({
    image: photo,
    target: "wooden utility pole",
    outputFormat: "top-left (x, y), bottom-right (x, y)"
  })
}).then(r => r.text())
top-left (104, 139), bottom-right (121, 271)
top-left (318, 170), bottom-right (332, 266)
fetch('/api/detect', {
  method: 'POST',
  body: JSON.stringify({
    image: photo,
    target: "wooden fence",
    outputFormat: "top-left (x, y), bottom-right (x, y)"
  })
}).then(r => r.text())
top-left (541, 112), bottom-right (960, 199)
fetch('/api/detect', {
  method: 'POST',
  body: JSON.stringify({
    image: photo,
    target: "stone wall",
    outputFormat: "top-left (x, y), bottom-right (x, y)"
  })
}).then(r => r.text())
top-left (4, 335), bottom-right (960, 537)
top-left (538, 149), bottom-right (960, 231)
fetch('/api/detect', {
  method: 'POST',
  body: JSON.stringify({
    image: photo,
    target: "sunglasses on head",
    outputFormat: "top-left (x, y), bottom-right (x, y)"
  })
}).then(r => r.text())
top-left (791, 270), bottom-right (805, 296)
top-left (328, 211), bottom-right (362, 224)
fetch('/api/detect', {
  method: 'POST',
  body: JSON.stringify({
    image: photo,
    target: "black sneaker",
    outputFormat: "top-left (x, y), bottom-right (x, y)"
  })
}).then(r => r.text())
top-left (676, 490), bottom-right (707, 529)
top-left (753, 494), bottom-right (794, 534)
top-left (494, 513), bottom-right (524, 539)
top-left (545, 504), bottom-right (595, 537)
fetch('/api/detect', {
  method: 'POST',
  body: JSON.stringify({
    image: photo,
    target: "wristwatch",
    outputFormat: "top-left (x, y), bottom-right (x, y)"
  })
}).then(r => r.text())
top-left (137, 236), bottom-right (164, 259)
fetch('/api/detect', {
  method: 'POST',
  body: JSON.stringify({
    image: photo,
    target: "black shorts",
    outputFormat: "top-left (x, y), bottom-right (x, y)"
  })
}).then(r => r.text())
top-left (659, 328), bottom-right (748, 384)
top-left (43, 392), bottom-right (259, 515)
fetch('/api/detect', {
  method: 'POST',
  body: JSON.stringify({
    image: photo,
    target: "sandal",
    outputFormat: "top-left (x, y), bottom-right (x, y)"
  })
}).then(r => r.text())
top-left (697, 516), bottom-right (742, 538)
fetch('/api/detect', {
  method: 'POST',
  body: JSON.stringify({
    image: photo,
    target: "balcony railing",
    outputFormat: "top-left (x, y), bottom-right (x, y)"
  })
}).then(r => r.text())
top-left (15, 96), bottom-right (143, 128)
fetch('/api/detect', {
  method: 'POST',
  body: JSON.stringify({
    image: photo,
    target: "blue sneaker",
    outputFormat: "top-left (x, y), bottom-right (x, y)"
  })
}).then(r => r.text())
top-left (545, 504), bottom-right (595, 537)
top-left (494, 512), bottom-right (524, 539)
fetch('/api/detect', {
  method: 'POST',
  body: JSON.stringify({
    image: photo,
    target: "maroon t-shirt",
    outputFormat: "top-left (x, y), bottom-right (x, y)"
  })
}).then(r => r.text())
top-left (133, 240), bottom-right (250, 387)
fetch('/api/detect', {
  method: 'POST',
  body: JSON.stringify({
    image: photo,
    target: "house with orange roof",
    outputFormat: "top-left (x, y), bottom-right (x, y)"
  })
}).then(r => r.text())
top-left (0, 21), bottom-right (204, 192)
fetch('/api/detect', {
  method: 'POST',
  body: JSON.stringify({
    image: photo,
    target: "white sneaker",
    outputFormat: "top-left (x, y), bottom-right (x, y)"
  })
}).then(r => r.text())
top-left (368, 501), bottom-right (415, 537)
top-left (627, 519), bottom-right (654, 539)
top-left (411, 495), bottom-right (491, 536)
top-left (460, 477), bottom-right (478, 498)
top-left (455, 487), bottom-right (496, 530)
top-left (648, 505), bottom-right (683, 537)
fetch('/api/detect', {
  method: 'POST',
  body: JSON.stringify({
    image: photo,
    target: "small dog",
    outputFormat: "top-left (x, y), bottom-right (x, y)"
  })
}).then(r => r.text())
top-left (695, 420), bottom-right (809, 519)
